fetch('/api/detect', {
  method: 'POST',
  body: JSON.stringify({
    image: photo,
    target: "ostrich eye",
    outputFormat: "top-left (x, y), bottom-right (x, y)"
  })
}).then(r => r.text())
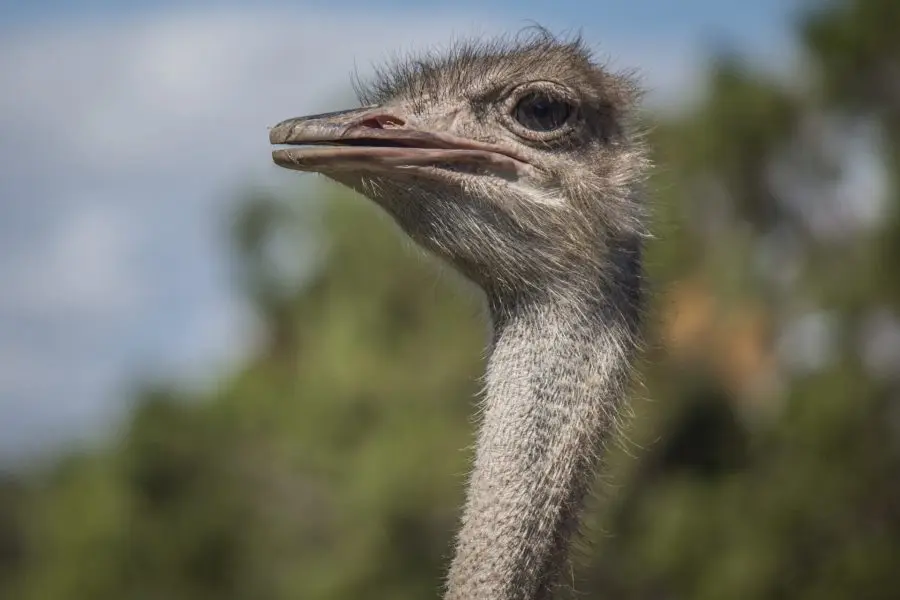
top-left (513, 93), bottom-right (572, 132)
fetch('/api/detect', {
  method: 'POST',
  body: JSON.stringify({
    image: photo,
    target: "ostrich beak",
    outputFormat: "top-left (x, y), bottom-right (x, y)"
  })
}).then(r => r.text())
top-left (269, 107), bottom-right (531, 177)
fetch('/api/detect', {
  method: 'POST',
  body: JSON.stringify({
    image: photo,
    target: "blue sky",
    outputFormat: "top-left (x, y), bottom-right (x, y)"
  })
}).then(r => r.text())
top-left (1, 1), bottom-right (796, 65)
top-left (0, 1), bottom-right (798, 466)
top-left (1, 0), bottom-right (792, 34)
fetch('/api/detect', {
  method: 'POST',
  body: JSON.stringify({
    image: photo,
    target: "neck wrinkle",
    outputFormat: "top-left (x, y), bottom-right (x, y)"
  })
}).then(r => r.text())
top-left (444, 280), bottom-right (640, 600)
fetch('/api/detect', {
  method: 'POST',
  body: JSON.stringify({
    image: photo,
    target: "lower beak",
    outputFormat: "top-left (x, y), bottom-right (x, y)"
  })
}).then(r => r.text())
top-left (269, 107), bottom-right (531, 177)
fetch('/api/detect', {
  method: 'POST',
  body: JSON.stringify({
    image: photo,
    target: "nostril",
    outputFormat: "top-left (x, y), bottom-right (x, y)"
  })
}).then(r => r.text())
top-left (356, 114), bottom-right (406, 129)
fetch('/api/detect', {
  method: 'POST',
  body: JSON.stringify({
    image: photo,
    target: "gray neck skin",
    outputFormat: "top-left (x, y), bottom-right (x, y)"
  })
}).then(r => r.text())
top-left (444, 241), bottom-right (642, 600)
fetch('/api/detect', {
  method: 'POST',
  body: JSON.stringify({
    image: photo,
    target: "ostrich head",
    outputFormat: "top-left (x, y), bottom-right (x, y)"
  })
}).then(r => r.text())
top-left (270, 30), bottom-right (649, 600)
top-left (270, 31), bottom-right (647, 305)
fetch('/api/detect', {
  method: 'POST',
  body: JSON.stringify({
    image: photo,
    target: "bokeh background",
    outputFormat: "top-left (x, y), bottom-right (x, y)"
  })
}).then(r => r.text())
top-left (1, 0), bottom-right (899, 598)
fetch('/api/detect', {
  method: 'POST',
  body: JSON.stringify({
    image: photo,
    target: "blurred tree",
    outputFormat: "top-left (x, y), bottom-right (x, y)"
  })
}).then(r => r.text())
top-left (573, 1), bottom-right (900, 598)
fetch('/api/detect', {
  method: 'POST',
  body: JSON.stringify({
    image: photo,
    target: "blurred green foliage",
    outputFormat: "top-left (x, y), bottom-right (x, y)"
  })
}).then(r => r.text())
top-left (2, 0), bottom-right (899, 597)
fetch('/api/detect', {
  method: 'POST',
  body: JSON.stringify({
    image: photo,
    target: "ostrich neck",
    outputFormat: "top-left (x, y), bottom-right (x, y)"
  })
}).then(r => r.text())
top-left (445, 245), bottom-right (642, 600)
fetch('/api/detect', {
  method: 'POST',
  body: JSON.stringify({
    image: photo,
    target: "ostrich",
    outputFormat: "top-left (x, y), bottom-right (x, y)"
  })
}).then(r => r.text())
top-left (269, 31), bottom-right (648, 600)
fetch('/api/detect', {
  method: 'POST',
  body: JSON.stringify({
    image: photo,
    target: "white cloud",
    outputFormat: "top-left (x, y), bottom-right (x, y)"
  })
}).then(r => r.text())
top-left (0, 6), bottom-right (699, 465)
top-left (2, 203), bottom-right (142, 318)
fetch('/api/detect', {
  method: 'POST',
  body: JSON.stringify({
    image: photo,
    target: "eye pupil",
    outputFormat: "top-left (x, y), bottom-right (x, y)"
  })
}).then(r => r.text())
top-left (513, 93), bottom-right (571, 132)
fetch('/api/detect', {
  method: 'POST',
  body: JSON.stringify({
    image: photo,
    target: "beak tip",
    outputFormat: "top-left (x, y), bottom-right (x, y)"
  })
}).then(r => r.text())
top-left (268, 126), bottom-right (285, 145)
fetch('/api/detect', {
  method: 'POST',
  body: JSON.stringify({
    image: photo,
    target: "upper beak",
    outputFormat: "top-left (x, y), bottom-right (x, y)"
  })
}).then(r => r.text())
top-left (269, 106), bottom-right (531, 177)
